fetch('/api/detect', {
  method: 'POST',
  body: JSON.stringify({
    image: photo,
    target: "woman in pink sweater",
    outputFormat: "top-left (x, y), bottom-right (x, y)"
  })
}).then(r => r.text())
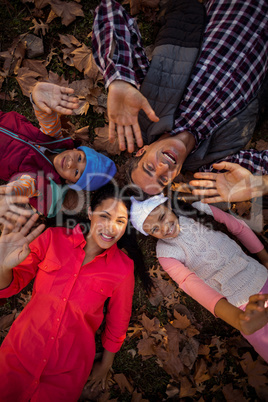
top-left (130, 194), bottom-right (268, 362)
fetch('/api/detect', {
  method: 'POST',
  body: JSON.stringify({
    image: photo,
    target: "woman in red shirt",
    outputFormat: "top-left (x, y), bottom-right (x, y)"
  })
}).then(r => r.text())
top-left (0, 184), bottom-right (136, 401)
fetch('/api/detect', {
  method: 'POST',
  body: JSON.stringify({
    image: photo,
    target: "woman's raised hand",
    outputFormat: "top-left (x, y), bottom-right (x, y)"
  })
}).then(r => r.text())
top-left (0, 214), bottom-right (45, 271)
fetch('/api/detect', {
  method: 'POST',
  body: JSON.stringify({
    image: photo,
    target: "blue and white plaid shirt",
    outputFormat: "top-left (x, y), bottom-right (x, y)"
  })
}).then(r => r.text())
top-left (92, 0), bottom-right (268, 174)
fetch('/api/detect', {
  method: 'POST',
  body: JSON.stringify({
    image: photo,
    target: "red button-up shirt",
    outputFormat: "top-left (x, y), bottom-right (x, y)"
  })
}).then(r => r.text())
top-left (0, 224), bottom-right (134, 402)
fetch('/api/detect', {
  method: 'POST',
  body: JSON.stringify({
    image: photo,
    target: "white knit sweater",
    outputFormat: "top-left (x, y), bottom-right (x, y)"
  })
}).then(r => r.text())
top-left (156, 209), bottom-right (268, 307)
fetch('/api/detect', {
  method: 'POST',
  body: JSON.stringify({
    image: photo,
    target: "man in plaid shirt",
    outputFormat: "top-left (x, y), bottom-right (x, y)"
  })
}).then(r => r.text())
top-left (93, 0), bottom-right (268, 195)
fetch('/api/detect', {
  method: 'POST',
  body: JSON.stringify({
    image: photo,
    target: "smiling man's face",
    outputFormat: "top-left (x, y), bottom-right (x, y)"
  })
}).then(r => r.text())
top-left (131, 137), bottom-right (187, 194)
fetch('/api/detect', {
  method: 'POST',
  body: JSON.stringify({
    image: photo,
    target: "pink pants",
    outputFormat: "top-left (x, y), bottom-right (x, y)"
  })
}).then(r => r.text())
top-left (239, 277), bottom-right (268, 363)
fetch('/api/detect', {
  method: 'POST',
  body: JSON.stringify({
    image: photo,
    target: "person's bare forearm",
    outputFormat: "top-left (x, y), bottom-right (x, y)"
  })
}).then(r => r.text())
top-left (101, 349), bottom-right (115, 369)
top-left (0, 266), bottom-right (13, 290)
top-left (214, 298), bottom-right (242, 331)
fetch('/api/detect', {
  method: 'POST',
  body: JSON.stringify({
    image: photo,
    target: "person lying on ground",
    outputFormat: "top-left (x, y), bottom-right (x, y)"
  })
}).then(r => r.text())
top-left (130, 193), bottom-right (268, 362)
top-left (92, 0), bottom-right (268, 195)
top-left (0, 82), bottom-right (116, 217)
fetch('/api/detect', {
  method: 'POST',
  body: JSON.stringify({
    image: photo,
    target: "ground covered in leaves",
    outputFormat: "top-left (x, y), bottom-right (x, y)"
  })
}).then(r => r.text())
top-left (0, 0), bottom-right (268, 401)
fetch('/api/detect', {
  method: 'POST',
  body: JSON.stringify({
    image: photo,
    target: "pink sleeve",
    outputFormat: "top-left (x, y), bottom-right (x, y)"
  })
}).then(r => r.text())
top-left (209, 205), bottom-right (264, 253)
top-left (102, 266), bottom-right (135, 353)
top-left (158, 257), bottom-right (224, 316)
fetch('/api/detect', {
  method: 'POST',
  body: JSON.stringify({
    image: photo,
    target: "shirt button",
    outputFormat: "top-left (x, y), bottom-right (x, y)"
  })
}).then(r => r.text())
top-left (57, 318), bottom-right (60, 322)
top-left (43, 359), bottom-right (47, 363)
top-left (35, 380), bottom-right (39, 385)
top-left (74, 274), bottom-right (77, 277)
top-left (51, 336), bottom-right (54, 340)
top-left (63, 298), bottom-right (67, 302)
top-left (100, 289), bottom-right (103, 292)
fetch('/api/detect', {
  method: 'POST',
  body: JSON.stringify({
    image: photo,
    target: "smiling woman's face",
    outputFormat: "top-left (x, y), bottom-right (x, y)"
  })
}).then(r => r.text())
top-left (88, 198), bottom-right (128, 249)
top-left (143, 204), bottom-right (180, 239)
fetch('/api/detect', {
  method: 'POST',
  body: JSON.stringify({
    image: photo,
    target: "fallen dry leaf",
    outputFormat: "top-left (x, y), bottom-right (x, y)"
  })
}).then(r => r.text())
top-left (50, 0), bottom-right (84, 26)
top-left (179, 376), bottom-right (197, 398)
top-left (94, 125), bottom-right (121, 155)
top-left (172, 310), bottom-right (191, 330)
top-left (131, 389), bottom-right (149, 402)
top-left (71, 44), bottom-right (99, 79)
top-left (46, 9), bottom-right (58, 24)
top-left (30, 18), bottom-right (49, 35)
top-left (165, 383), bottom-right (179, 399)
top-left (47, 70), bottom-right (69, 86)
top-left (22, 59), bottom-right (48, 78)
top-left (114, 373), bottom-right (134, 393)
top-left (222, 383), bottom-right (247, 402)
top-left (137, 335), bottom-right (155, 356)
top-left (34, 0), bottom-right (50, 8)
top-left (0, 310), bottom-right (17, 331)
top-left (129, 0), bottom-right (159, 15)
top-left (154, 343), bottom-right (184, 379)
top-left (194, 358), bottom-right (211, 384)
top-left (255, 139), bottom-right (268, 151)
top-left (240, 352), bottom-right (268, 389)
top-left (180, 337), bottom-right (199, 369)
top-left (9, 89), bottom-right (18, 101)
top-left (0, 35), bottom-right (27, 75)
top-left (16, 67), bottom-right (41, 97)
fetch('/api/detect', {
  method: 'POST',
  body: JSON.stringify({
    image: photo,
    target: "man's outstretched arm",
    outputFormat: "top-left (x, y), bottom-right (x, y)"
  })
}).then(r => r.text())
top-left (190, 162), bottom-right (268, 203)
top-left (92, 0), bottom-right (158, 153)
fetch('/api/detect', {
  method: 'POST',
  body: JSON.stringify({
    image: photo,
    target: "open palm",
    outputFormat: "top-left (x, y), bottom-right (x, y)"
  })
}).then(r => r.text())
top-left (0, 215), bottom-right (45, 270)
top-left (32, 82), bottom-right (79, 115)
top-left (108, 80), bottom-right (159, 153)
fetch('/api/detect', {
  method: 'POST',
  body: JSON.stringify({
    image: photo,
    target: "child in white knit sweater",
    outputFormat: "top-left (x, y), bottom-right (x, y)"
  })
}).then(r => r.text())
top-left (130, 194), bottom-right (268, 362)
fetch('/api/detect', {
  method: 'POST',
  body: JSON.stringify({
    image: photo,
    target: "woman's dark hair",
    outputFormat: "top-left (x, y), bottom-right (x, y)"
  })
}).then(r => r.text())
top-left (91, 183), bottom-right (153, 293)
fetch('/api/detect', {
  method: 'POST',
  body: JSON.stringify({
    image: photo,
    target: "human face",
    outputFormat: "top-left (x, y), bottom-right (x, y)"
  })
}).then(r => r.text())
top-left (88, 198), bottom-right (128, 249)
top-left (131, 137), bottom-right (187, 195)
top-left (53, 149), bottom-right (86, 183)
top-left (143, 204), bottom-right (180, 239)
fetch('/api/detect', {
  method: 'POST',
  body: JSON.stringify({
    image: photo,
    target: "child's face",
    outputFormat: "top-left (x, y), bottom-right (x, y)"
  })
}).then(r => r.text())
top-left (143, 204), bottom-right (180, 239)
top-left (53, 149), bottom-right (86, 183)
top-left (88, 198), bottom-right (128, 249)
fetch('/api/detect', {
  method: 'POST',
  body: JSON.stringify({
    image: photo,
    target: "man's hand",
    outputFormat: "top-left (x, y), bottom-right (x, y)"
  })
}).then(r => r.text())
top-left (0, 214), bottom-right (45, 272)
top-left (0, 186), bottom-right (32, 229)
top-left (108, 80), bottom-right (159, 153)
top-left (239, 294), bottom-right (268, 335)
top-left (32, 82), bottom-right (79, 115)
top-left (190, 162), bottom-right (263, 203)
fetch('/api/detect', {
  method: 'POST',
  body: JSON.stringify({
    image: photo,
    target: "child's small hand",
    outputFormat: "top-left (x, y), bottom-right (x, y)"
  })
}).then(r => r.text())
top-left (32, 82), bottom-right (79, 115)
top-left (239, 294), bottom-right (268, 335)
top-left (87, 360), bottom-right (111, 392)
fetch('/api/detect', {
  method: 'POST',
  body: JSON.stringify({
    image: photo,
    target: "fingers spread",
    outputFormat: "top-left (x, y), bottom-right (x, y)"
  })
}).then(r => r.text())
top-left (60, 87), bottom-right (75, 95)
top-left (125, 125), bottom-right (135, 153)
top-left (193, 172), bottom-right (218, 180)
top-left (132, 122), bottom-right (143, 148)
top-left (109, 121), bottom-right (116, 143)
top-left (116, 125), bottom-right (126, 151)
top-left (200, 196), bottom-right (224, 204)
top-left (26, 223), bottom-right (45, 244)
